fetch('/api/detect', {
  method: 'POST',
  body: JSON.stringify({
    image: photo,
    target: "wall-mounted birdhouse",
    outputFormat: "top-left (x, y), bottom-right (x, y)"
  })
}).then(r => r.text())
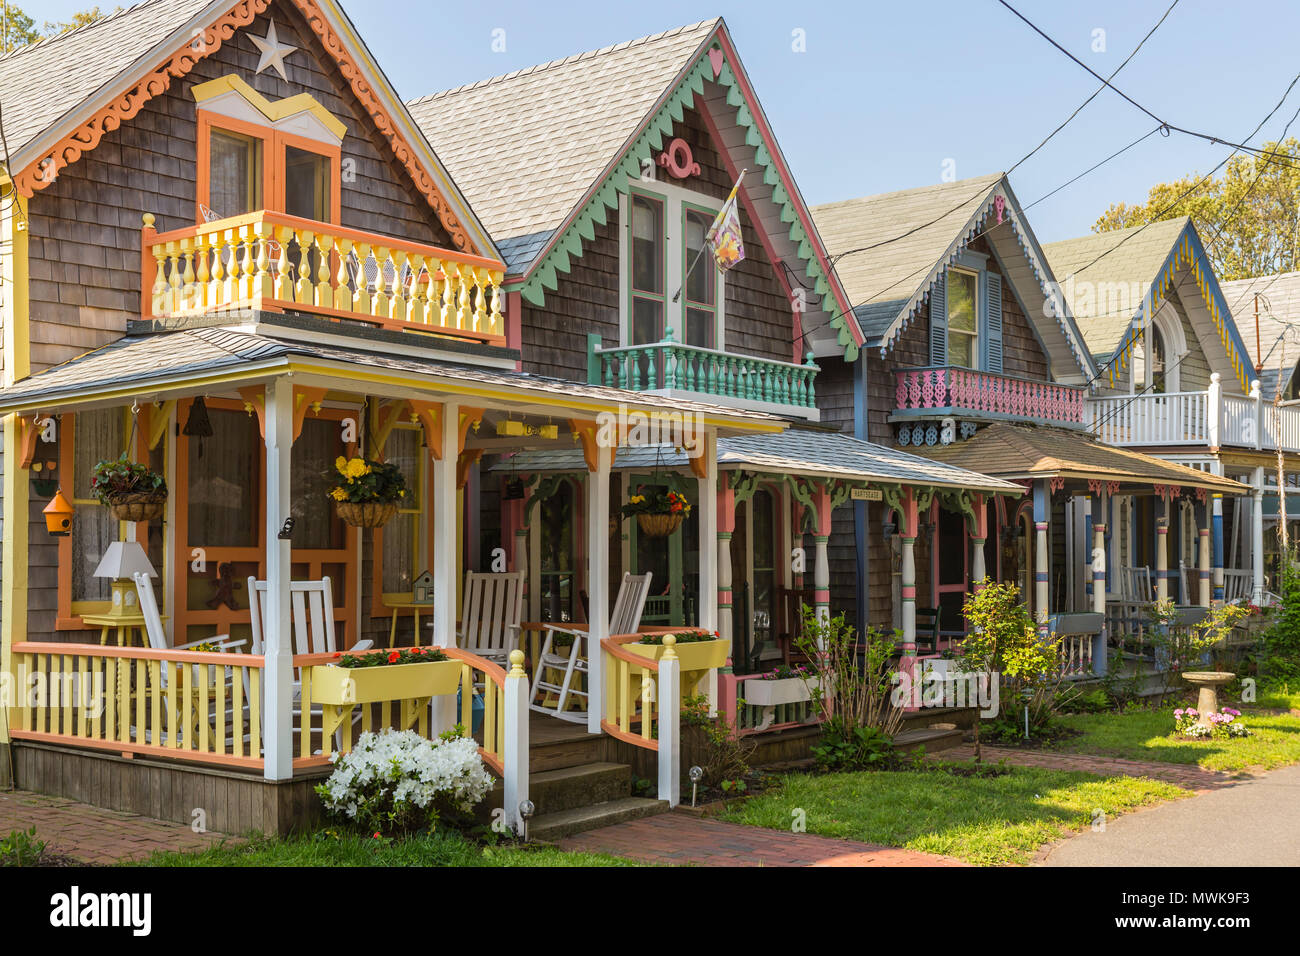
top-left (43, 489), bottom-right (75, 536)
top-left (412, 569), bottom-right (435, 604)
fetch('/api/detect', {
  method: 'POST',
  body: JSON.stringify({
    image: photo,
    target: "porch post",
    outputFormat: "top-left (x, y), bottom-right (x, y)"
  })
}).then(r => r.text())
top-left (1197, 496), bottom-right (1211, 607)
top-left (1155, 490), bottom-right (1170, 604)
top-left (585, 441), bottom-right (611, 735)
top-left (900, 488), bottom-right (919, 655)
top-left (1034, 480), bottom-right (1050, 638)
top-left (812, 482), bottom-right (832, 624)
top-left (1092, 491), bottom-right (1108, 616)
top-left (716, 480), bottom-right (736, 647)
top-left (696, 429), bottom-right (719, 715)
top-left (970, 493), bottom-right (987, 589)
top-left (1, 414), bottom-right (30, 785)
top-left (430, 402), bottom-right (459, 734)
top-left (1252, 465), bottom-right (1266, 604)
top-left (1212, 493), bottom-right (1225, 602)
top-left (263, 377), bottom-right (294, 782)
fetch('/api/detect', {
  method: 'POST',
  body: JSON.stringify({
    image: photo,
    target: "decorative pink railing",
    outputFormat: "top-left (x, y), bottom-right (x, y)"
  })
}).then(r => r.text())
top-left (894, 367), bottom-right (1086, 426)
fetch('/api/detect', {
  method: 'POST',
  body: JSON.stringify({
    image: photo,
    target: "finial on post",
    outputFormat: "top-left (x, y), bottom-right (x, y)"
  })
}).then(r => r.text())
top-left (509, 649), bottom-right (526, 677)
top-left (662, 634), bottom-right (677, 660)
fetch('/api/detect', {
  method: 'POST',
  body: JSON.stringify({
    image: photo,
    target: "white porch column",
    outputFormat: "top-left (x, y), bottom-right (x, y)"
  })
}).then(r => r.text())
top-left (695, 430), bottom-right (719, 715)
top-left (1252, 465), bottom-right (1266, 604)
top-left (1155, 492), bottom-right (1169, 604)
top-left (430, 402), bottom-right (459, 734)
top-left (900, 536), bottom-right (916, 653)
top-left (585, 443), bottom-right (612, 735)
top-left (263, 377), bottom-right (294, 781)
top-left (1198, 498), bottom-right (1212, 607)
top-left (1092, 493), bottom-right (1107, 616)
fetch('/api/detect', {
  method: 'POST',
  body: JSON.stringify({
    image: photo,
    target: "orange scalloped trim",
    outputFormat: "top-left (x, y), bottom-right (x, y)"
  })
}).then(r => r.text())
top-left (286, 0), bottom-right (470, 252)
top-left (15, 0), bottom-right (473, 254)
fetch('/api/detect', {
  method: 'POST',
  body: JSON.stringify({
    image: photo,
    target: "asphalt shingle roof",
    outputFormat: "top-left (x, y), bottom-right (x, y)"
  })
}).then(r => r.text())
top-left (406, 20), bottom-right (719, 274)
top-left (811, 174), bottom-right (1004, 341)
top-left (1219, 270), bottom-right (1300, 397)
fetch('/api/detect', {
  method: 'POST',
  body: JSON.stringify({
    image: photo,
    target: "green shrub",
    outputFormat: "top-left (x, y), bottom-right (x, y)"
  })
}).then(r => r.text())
top-left (0, 827), bottom-right (46, 867)
top-left (811, 717), bottom-right (898, 771)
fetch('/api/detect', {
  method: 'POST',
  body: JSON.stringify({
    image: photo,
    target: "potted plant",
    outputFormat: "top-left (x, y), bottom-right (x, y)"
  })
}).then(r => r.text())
top-left (627, 630), bottom-right (730, 697)
top-left (327, 455), bottom-right (408, 528)
top-left (310, 646), bottom-right (461, 707)
top-left (621, 487), bottom-right (691, 538)
top-left (742, 663), bottom-right (819, 708)
top-left (90, 452), bottom-right (168, 521)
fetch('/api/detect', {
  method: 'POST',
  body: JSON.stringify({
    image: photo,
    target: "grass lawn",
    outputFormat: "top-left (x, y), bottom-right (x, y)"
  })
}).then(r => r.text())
top-left (715, 764), bottom-right (1187, 866)
top-left (137, 829), bottom-right (640, 867)
top-left (1055, 689), bottom-right (1300, 773)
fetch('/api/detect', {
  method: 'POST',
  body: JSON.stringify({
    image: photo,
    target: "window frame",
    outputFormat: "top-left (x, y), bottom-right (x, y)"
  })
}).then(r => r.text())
top-left (944, 266), bottom-right (979, 370)
top-left (627, 186), bottom-right (667, 347)
top-left (681, 200), bottom-right (720, 350)
top-left (372, 421), bottom-right (429, 611)
top-left (196, 109), bottom-right (342, 226)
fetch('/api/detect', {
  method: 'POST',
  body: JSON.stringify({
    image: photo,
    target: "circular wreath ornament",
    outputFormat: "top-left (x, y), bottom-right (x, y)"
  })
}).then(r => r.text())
top-left (327, 456), bottom-right (408, 529)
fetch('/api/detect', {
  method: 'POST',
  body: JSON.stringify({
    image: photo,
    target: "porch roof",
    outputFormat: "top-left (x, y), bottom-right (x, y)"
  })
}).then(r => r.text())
top-left (0, 326), bottom-right (783, 432)
top-left (911, 422), bottom-right (1248, 493)
top-left (493, 428), bottom-right (1022, 493)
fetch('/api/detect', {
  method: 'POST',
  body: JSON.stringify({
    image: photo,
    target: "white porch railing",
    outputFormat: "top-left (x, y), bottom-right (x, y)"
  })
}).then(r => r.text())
top-left (1086, 373), bottom-right (1300, 453)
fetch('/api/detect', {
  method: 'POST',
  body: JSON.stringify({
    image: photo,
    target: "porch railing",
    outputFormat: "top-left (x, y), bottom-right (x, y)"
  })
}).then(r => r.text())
top-left (1086, 375), bottom-right (1300, 453)
top-left (893, 366), bottom-right (1086, 427)
top-left (601, 634), bottom-right (680, 806)
top-left (587, 332), bottom-right (820, 414)
top-left (143, 211), bottom-right (506, 344)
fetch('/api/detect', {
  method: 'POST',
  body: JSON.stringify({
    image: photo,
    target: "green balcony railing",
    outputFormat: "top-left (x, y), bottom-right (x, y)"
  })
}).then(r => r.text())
top-left (586, 331), bottom-right (820, 411)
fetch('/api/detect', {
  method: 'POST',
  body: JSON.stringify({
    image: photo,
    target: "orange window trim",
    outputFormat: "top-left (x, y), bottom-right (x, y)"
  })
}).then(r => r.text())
top-left (370, 428), bottom-right (432, 618)
top-left (196, 109), bottom-right (343, 226)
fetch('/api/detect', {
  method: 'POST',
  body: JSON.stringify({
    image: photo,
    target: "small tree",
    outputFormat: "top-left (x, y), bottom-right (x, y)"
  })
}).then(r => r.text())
top-left (1148, 599), bottom-right (1250, 695)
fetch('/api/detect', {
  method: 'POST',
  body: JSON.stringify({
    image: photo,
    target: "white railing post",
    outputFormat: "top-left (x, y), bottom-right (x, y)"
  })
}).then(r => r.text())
top-left (657, 636), bottom-right (680, 808)
top-left (430, 401), bottom-right (459, 736)
top-left (1251, 379), bottom-right (1263, 450)
top-left (263, 376), bottom-right (294, 781)
top-left (1252, 465), bottom-right (1266, 604)
top-left (503, 649), bottom-right (530, 836)
top-left (585, 443), bottom-right (611, 735)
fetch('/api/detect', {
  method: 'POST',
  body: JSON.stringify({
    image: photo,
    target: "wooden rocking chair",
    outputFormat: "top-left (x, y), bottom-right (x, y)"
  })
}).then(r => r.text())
top-left (457, 570), bottom-right (525, 666)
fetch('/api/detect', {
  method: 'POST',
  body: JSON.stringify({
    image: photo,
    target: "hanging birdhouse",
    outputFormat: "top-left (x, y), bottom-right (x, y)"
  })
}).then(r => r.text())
top-left (43, 489), bottom-right (75, 536)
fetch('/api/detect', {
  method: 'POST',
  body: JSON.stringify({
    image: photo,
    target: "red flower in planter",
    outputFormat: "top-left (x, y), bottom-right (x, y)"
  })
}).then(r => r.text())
top-left (333, 652), bottom-right (341, 659)
top-left (387, 651), bottom-right (401, 664)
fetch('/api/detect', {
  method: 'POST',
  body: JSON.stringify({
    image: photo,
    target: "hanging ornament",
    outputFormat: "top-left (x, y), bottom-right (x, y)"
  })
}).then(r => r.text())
top-left (184, 396), bottom-right (214, 458)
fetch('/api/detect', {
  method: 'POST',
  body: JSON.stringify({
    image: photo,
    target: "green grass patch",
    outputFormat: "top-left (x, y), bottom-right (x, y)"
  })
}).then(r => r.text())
top-left (136, 829), bottom-right (640, 867)
top-left (1055, 693), bottom-right (1300, 772)
top-left (715, 765), bottom-right (1187, 866)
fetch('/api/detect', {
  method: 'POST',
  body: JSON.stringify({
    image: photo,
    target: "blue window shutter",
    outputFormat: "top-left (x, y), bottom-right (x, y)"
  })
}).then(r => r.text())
top-left (929, 271), bottom-right (947, 366)
top-left (983, 270), bottom-right (1003, 373)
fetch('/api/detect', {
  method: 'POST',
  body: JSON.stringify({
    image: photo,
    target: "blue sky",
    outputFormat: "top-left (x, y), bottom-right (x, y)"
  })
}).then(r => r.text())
top-left (33, 0), bottom-right (1300, 242)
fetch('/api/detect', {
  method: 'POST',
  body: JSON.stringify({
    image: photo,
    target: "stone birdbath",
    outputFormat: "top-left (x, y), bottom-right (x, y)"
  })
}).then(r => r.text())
top-left (1182, 671), bottom-right (1236, 727)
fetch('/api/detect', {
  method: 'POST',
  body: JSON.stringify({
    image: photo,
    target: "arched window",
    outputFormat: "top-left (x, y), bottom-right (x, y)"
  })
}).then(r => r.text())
top-left (1150, 324), bottom-right (1168, 394)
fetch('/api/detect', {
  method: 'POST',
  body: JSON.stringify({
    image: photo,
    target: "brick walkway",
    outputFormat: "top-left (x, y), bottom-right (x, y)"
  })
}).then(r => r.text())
top-left (0, 790), bottom-right (234, 864)
top-left (558, 812), bottom-right (966, 866)
top-left (932, 744), bottom-right (1244, 792)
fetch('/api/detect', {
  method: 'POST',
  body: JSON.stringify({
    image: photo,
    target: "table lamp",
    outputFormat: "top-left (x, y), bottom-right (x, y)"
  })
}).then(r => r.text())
top-left (92, 541), bottom-right (157, 621)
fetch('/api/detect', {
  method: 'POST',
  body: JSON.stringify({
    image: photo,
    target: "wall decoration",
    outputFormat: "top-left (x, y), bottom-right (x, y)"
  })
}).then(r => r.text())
top-left (656, 137), bottom-right (701, 179)
top-left (250, 20), bottom-right (298, 80)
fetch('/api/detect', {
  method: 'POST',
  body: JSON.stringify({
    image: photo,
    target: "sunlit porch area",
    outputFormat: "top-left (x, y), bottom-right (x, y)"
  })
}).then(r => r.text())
top-left (0, 319), bottom-right (780, 833)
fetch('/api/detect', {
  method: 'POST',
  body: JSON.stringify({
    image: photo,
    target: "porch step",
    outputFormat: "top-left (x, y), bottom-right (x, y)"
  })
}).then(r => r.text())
top-left (892, 727), bottom-right (964, 755)
top-left (899, 706), bottom-right (979, 733)
top-left (528, 796), bottom-right (670, 842)
top-left (529, 762), bottom-right (632, 816)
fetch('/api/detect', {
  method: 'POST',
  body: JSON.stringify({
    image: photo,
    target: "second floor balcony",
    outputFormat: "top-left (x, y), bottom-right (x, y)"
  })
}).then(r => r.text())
top-left (892, 366), bottom-right (1087, 429)
top-left (142, 211), bottom-right (507, 346)
top-left (1086, 375), bottom-right (1300, 453)
top-left (586, 331), bottom-right (821, 420)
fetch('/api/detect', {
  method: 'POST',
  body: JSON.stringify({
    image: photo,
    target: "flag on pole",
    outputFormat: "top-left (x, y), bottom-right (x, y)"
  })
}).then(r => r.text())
top-left (706, 171), bottom-right (746, 273)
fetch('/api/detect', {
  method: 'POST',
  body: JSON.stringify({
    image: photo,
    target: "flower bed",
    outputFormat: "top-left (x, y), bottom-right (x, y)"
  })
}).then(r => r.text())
top-left (1173, 706), bottom-right (1251, 739)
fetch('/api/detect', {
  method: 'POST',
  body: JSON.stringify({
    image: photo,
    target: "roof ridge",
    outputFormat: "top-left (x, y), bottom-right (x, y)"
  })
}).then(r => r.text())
top-left (812, 172), bottom-right (1005, 212)
top-left (405, 17), bottom-right (720, 106)
top-left (0, 0), bottom-right (170, 63)
top-left (1045, 215), bottom-right (1191, 250)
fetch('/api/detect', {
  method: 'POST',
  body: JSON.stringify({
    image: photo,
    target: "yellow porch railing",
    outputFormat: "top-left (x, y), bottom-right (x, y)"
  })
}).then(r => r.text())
top-left (600, 634), bottom-right (666, 751)
top-left (143, 210), bottom-right (507, 344)
top-left (9, 642), bottom-right (265, 770)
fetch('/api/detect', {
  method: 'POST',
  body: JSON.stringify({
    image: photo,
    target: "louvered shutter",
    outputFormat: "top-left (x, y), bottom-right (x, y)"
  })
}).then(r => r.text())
top-left (929, 271), bottom-right (947, 366)
top-left (983, 271), bottom-right (1003, 373)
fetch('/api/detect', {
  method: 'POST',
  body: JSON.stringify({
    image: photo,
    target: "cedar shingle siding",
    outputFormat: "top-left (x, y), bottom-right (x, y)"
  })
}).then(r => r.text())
top-left (25, 0), bottom-right (453, 374)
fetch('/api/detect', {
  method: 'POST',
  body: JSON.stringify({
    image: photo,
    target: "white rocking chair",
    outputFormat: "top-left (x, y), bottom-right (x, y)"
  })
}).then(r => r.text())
top-left (458, 570), bottom-right (525, 666)
top-left (528, 572), bottom-right (653, 724)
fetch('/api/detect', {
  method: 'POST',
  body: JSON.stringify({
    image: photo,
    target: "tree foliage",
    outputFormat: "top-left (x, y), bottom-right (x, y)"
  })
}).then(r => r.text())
top-left (1093, 139), bottom-right (1300, 281)
top-left (1, 5), bottom-right (120, 54)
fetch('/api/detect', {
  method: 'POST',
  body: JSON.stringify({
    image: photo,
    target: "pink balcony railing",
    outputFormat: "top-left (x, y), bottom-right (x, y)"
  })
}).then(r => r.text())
top-left (894, 366), bottom-right (1086, 426)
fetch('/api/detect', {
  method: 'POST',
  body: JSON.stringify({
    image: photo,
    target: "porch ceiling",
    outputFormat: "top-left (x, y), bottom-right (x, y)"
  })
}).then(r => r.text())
top-left (913, 422), bottom-right (1249, 494)
top-left (0, 326), bottom-right (784, 433)
top-left (493, 428), bottom-right (1023, 493)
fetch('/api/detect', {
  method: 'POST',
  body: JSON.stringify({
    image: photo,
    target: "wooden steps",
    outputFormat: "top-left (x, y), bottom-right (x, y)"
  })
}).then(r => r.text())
top-left (529, 796), bottom-right (668, 842)
top-left (892, 727), bottom-right (964, 754)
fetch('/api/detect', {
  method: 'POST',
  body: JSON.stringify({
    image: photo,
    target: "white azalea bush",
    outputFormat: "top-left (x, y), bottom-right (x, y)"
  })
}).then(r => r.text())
top-left (316, 728), bottom-right (493, 835)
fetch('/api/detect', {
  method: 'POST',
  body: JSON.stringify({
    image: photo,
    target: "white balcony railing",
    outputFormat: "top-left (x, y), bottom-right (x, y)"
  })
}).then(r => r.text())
top-left (1086, 373), bottom-right (1300, 453)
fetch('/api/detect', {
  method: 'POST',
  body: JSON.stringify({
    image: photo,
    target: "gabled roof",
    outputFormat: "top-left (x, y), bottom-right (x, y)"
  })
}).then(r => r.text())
top-left (812, 175), bottom-right (1094, 382)
top-left (1219, 270), bottom-right (1300, 398)
top-left (0, 0), bottom-right (499, 259)
top-left (914, 422), bottom-right (1246, 493)
top-left (1042, 218), bottom-right (1252, 391)
top-left (408, 19), bottom-right (863, 358)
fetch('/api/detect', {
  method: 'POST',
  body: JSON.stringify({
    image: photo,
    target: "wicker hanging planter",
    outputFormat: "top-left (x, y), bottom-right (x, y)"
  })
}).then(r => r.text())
top-left (106, 492), bottom-right (167, 523)
top-left (637, 513), bottom-right (683, 538)
top-left (336, 500), bottom-right (399, 529)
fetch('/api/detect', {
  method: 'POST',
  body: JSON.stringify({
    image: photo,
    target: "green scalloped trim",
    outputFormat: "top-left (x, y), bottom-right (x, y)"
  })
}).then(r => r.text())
top-left (517, 45), bottom-right (859, 358)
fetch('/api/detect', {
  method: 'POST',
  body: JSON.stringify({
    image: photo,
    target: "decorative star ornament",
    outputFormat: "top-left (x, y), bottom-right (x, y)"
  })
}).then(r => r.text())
top-left (250, 20), bottom-right (297, 81)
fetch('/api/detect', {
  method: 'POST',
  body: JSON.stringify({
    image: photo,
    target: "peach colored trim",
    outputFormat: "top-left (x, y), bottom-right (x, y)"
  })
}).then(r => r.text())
top-left (7, 731), bottom-right (266, 770)
top-left (12, 641), bottom-right (264, 666)
top-left (196, 110), bottom-right (278, 225)
top-left (600, 719), bottom-right (659, 752)
top-left (408, 401), bottom-right (443, 460)
top-left (600, 637), bottom-right (661, 672)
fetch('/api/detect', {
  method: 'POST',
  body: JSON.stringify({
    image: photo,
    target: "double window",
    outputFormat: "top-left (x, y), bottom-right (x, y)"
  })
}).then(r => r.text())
top-left (624, 182), bottom-right (724, 349)
top-left (945, 268), bottom-right (978, 369)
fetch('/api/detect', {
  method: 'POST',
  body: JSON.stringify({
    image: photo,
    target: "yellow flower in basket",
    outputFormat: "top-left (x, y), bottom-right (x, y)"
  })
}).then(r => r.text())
top-left (335, 456), bottom-right (349, 476)
top-left (330, 487), bottom-right (348, 501)
top-left (345, 458), bottom-right (369, 479)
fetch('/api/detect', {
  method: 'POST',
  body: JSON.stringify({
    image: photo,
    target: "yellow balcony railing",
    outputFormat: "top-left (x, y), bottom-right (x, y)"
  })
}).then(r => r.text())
top-left (142, 211), bottom-right (507, 345)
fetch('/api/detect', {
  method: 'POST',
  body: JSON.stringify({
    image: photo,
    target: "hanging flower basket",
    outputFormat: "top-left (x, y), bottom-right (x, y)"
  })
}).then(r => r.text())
top-left (637, 513), bottom-right (683, 538)
top-left (107, 492), bottom-right (168, 523)
top-left (336, 500), bottom-right (399, 528)
top-left (327, 456), bottom-right (408, 529)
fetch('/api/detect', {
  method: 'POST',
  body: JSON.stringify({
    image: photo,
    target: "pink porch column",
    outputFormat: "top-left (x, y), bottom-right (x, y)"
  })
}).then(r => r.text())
top-left (812, 482), bottom-right (833, 623)
top-left (717, 482), bottom-right (736, 647)
top-left (969, 493), bottom-right (988, 589)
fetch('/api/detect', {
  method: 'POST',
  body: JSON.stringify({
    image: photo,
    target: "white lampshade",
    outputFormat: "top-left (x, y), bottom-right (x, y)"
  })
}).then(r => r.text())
top-left (92, 540), bottom-right (157, 580)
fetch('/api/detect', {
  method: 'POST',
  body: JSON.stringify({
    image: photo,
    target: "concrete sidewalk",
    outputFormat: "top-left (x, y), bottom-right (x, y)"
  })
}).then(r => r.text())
top-left (1042, 763), bottom-right (1300, 866)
